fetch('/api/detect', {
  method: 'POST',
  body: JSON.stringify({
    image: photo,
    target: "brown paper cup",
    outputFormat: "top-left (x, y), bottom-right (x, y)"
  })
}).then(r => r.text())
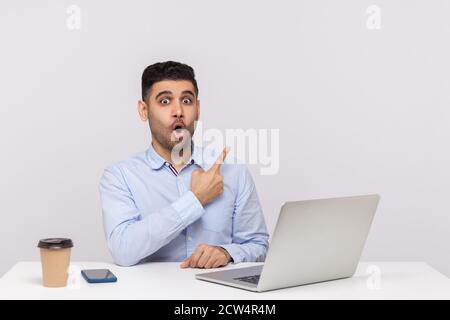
top-left (38, 238), bottom-right (73, 288)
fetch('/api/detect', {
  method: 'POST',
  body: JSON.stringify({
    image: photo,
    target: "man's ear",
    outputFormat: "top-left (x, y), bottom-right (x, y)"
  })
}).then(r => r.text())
top-left (196, 99), bottom-right (201, 120)
top-left (138, 100), bottom-right (149, 121)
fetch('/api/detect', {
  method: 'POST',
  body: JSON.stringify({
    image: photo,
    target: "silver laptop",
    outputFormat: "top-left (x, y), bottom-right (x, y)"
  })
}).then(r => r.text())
top-left (195, 194), bottom-right (380, 292)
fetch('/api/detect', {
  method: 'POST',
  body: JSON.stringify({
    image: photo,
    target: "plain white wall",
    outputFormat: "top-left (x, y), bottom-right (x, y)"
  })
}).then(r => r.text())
top-left (1, 0), bottom-right (449, 277)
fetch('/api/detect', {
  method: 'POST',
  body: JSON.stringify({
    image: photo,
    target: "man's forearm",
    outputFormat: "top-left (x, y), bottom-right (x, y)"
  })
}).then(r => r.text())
top-left (220, 240), bottom-right (269, 264)
top-left (106, 191), bottom-right (205, 266)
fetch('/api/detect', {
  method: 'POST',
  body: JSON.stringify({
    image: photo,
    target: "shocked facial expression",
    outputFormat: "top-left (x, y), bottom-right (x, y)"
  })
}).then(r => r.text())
top-left (139, 80), bottom-right (200, 151)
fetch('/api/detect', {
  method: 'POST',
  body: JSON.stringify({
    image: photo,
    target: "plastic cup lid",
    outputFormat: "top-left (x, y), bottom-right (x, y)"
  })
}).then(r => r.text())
top-left (38, 238), bottom-right (73, 249)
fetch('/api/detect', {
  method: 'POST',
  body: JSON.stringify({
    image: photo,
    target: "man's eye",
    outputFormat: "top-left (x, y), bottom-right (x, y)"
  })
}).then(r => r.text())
top-left (182, 98), bottom-right (192, 104)
top-left (160, 98), bottom-right (170, 105)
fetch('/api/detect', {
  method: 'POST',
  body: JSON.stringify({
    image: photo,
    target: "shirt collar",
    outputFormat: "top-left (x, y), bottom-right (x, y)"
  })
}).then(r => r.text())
top-left (146, 142), bottom-right (207, 170)
top-left (146, 143), bottom-right (166, 170)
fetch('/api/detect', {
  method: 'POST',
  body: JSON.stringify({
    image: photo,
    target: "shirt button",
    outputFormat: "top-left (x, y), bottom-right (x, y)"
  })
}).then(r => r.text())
top-left (187, 236), bottom-right (192, 241)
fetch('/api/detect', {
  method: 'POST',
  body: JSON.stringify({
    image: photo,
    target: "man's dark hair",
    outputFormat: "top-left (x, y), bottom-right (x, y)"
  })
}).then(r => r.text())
top-left (141, 61), bottom-right (199, 102)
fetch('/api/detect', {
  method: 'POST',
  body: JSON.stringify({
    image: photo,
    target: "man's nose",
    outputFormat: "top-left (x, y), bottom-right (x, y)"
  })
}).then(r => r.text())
top-left (173, 101), bottom-right (184, 118)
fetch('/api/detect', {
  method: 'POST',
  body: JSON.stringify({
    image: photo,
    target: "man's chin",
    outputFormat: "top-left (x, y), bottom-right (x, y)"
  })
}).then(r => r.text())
top-left (170, 139), bottom-right (191, 150)
top-left (170, 130), bottom-right (193, 149)
top-left (172, 140), bottom-right (191, 150)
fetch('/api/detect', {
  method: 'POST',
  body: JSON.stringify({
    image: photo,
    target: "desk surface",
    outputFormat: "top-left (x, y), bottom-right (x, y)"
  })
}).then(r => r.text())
top-left (0, 261), bottom-right (449, 300)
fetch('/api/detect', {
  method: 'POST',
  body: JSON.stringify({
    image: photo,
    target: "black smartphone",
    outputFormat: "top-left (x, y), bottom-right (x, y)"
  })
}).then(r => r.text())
top-left (81, 269), bottom-right (118, 283)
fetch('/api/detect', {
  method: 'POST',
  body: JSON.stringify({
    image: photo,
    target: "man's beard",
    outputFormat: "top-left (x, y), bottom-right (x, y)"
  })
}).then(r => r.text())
top-left (150, 121), bottom-right (195, 152)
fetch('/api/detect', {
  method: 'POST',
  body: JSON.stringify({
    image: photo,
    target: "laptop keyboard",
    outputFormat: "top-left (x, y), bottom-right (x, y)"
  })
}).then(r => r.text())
top-left (234, 274), bottom-right (260, 285)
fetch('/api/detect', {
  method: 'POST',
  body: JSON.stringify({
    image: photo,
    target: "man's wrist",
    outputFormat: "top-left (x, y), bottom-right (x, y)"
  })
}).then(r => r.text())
top-left (216, 246), bottom-right (232, 262)
top-left (191, 189), bottom-right (206, 207)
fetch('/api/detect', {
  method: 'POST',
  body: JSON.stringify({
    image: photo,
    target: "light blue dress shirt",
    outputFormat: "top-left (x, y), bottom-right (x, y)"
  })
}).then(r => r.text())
top-left (99, 144), bottom-right (269, 267)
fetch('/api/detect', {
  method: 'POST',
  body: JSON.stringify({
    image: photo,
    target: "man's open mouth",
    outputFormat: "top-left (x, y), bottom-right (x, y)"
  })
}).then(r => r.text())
top-left (171, 122), bottom-right (186, 141)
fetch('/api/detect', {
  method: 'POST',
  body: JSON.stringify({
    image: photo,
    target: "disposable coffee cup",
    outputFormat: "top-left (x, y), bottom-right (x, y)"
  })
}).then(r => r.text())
top-left (37, 238), bottom-right (73, 288)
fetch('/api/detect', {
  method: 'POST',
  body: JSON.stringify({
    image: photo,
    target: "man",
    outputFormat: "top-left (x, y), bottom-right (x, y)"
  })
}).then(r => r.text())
top-left (99, 61), bottom-right (269, 268)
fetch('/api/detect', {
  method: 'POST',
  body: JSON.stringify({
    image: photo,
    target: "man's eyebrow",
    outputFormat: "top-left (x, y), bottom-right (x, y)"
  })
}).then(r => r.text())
top-left (155, 90), bottom-right (172, 99)
top-left (182, 90), bottom-right (195, 97)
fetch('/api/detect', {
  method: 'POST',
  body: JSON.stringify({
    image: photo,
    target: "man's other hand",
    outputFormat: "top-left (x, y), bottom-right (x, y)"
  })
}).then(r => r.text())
top-left (180, 244), bottom-right (232, 269)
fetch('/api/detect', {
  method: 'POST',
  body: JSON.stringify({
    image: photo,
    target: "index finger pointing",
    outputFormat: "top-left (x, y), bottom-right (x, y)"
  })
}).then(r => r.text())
top-left (210, 147), bottom-right (229, 172)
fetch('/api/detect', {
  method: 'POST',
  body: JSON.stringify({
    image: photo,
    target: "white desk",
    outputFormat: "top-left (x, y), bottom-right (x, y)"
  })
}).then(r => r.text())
top-left (0, 261), bottom-right (449, 300)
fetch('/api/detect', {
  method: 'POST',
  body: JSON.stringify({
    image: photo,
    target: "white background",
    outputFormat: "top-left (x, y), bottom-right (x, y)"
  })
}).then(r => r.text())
top-left (1, 0), bottom-right (449, 277)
